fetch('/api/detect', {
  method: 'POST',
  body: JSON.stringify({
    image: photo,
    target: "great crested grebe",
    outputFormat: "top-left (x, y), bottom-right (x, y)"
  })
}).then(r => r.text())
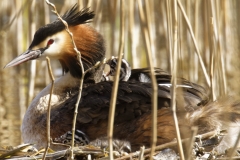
top-left (5, 4), bottom-right (240, 153)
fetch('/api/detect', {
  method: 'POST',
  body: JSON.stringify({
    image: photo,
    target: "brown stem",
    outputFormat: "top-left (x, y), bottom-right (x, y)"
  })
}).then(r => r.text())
top-left (171, 0), bottom-right (185, 159)
top-left (116, 130), bottom-right (222, 160)
top-left (137, 0), bottom-right (158, 159)
top-left (177, 0), bottom-right (210, 87)
top-left (107, 0), bottom-right (125, 159)
top-left (42, 57), bottom-right (55, 160)
top-left (44, 1), bottom-right (84, 159)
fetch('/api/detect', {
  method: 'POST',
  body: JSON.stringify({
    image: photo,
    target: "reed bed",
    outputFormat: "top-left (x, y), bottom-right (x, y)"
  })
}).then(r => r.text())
top-left (0, 0), bottom-right (240, 159)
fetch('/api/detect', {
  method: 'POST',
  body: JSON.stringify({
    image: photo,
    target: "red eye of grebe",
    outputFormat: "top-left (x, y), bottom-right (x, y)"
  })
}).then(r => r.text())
top-left (47, 39), bottom-right (54, 46)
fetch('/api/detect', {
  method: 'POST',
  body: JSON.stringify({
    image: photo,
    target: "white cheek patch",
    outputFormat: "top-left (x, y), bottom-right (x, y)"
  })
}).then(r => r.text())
top-left (32, 31), bottom-right (67, 59)
top-left (44, 34), bottom-right (66, 58)
top-left (44, 43), bottom-right (62, 58)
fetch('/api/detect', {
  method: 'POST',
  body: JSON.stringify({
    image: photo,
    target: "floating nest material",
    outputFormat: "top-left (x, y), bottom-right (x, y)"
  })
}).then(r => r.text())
top-left (1, 130), bottom-right (240, 160)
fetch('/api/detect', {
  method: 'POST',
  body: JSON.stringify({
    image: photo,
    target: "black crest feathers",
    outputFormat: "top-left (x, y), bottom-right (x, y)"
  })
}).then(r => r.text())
top-left (62, 4), bottom-right (95, 25)
top-left (29, 4), bottom-right (94, 48)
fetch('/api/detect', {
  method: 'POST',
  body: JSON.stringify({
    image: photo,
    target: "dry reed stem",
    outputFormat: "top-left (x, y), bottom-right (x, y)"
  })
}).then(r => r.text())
top-left (108, 0), bottom-right (117, 57)
top-left (137, 0), bottom-right (158, 159)
top-left (4, 130), bottom-right (224, 160)
top-left (218, 157), bottom-right (240, 160)
top-left (50, 138), bottom-right (71, 149)
top-left (0, 0), bottom-right (29, 33)
top-left (0, 144), bottom-right (33, 159)
top-left (44, 1), bottom-right (84, 159)
top-left (209, 17), bottom-right (216, 101)
top-left (144, 0), bottom-right (156, 62)
top-left (116, 130), bottom-right (222, 160)
top-left (166, 0), bottom-right (173, 72)
top-left (139, 146), bottom-right (145, 160)
top-left (45, 59), bottom-right (103, 159)
top-left (72, 79), bottom-right (84, 159)
top-left (86, 0), bottom-right (92, 8)
top-left (27, 0), bottom-right (36, 107)
top-left (78, 0), bottom-right (83, 8)
top-left (92, 0), bottom-right (102, 27)
top-left (70, 60), bottom-right (105, 157)
top-left (186, 127), bottom-right (198, 160)
top-left (4, 146), bottom-right (103, 160)
top-left (171, 0), bottom-right (185, 159)
top-left (44, 1), bottom-right (51, 85)
top-left (210, 0), bottom-right (227, 96)
top-left (42, 57), bottom-right (55, 160)
top-left (193, 0), bottom-right (200, 82)
top-left (107, 1), bottom-right (125, 159)
top-left (128, 0), bottom-right (138, 68)
top-left (12, 129), bottom-right (224, 160)
top-left (177, 0), bottom-right (211, 87)
top-left (15, 0), bottom-right (25, 128)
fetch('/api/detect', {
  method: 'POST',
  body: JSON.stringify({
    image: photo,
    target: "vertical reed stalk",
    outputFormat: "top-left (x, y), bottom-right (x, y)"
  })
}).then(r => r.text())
top-left (42, 57), bottom-right (55, 160)
top-left (177, 0), bottom-right (210, 87)
top-left (137, 0), bottom-right (158, 159)
top-left (172, 0), bottom-right (185, 159)
top-left (107, 0), bottom-right (125, 159)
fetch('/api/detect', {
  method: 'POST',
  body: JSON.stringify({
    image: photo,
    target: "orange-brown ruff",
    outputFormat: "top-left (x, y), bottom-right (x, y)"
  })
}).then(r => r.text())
top-left (5, 4), bottom-right (240, 153)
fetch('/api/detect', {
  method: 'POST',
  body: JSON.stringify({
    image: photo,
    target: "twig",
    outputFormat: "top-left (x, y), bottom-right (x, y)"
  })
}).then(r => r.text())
top-left (128, 0), bottom-right (139, 68)
top-left (144, 0), bottom-right (156, 63)
top-left (177, 0), bottom-right (211, 87)
top-left (42, 57), bottom-right (55, 160)
top-left (217, 157), bottom-right (240, 160)
top-left (139, 146), bottom-right (145, 160)
top-left (45, 58), bottom-right (103, 160)
top-left (209, 17), bottom-right (216, 101)
top-left (166, 0), bottom-right (173, 72)
top-left (27, 0), bottom-right (36, 107)
top-left (137, 0), bottom-right (158, 159)
top-left (209, 0), bottom-right (227, 96)
top-left (3, 130), bottom-right (223, 160)
top-left (50, 139), bottom-right (71, 150)
top-left (6, 146), bottom-right (103, 160)
top-left (44, 1), bottom-right (81, 58)
top-left (171, 0), bottom-right (185, 159)
top-left (186, 127), bottom-right (198, 160)
top-left (107, 1), bottom-right (125, 159)
top-left (0, 144), bottom-right (33, 159)
top-left (193, 0), bottom-right (200, 82)
top-left (44, 1), bottom-right (84, 159)
top-left (116, 130), bottom-right (222, 160)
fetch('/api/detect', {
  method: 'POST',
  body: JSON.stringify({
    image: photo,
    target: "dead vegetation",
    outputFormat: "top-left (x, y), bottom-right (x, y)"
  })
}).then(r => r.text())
top-left (1, 0), bottom-right (240, 159)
